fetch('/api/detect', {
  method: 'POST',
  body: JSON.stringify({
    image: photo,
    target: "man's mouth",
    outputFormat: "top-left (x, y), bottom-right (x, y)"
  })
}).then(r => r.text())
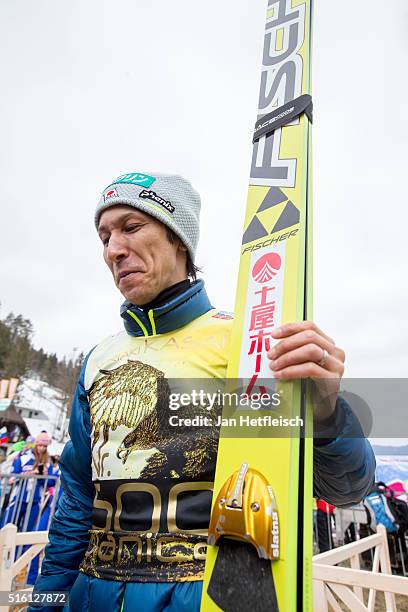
top-left (117, 270), bottom-right (142, 284)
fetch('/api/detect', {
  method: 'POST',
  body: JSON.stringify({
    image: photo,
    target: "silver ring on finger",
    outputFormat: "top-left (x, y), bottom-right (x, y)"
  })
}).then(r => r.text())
top-left (318, 348), bottom-right (329, 367)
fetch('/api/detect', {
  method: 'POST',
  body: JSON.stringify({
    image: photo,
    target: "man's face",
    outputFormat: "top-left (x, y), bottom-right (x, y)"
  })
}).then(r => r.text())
top-left (98, 206), bottom-right (187, 305)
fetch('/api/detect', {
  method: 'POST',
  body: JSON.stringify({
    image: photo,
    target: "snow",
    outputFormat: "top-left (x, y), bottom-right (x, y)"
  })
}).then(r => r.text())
top-left (14, 378), bottom-right (69, 443)
top-left (375, 456), bottom-right (408, 487)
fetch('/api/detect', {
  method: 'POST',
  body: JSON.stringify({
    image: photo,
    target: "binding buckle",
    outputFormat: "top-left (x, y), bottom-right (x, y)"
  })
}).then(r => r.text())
top-left (208, 463), bottom-right (280, 561)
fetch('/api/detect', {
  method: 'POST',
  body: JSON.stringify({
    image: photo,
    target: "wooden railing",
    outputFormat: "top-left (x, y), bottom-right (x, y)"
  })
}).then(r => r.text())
top-left (0, 524), bottom-right (48, 612)
top-left (313, 524), bottom-right (408, 611)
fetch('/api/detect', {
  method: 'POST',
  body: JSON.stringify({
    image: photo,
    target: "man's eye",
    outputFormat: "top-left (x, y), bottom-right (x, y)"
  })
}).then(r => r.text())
top-left (124, 224), bottom-right (140, 233)
top-left (101, 236), bottom-right (110, 247)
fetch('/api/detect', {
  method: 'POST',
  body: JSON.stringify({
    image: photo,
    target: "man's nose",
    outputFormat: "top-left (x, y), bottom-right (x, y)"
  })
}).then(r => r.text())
top-left (106, 232), bottom-right (129, 262)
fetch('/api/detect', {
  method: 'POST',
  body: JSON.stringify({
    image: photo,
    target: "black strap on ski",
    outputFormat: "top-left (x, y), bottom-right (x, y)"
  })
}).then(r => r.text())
top-left (252, 94), bottom-right (313, 143)
top-left (207, 539), bottom-right (279, 612)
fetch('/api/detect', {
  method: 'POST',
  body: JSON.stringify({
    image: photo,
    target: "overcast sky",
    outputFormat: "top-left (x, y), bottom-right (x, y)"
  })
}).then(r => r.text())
top-left (0, 0), bottom-right (407, 383)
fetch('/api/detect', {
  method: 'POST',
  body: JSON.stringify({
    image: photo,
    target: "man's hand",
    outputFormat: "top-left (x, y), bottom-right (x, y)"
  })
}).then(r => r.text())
top-left (267, 321), bottom-right (345, 422)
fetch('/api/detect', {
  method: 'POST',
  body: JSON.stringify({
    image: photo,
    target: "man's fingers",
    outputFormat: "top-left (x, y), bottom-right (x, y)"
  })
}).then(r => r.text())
top-left (268, 330), bottom-right (344, 363)
top-left (271, 321), bottom-right (335, 344)
top-left (267, 321), bottom-right (346, 381)
top-left (269, 346), bottom-right (345, 376)
top-left (271, 363), bottom-right (341, 380)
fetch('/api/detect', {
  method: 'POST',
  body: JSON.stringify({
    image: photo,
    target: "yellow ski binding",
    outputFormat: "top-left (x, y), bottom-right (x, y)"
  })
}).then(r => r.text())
top-left (208, 463), bottom-right (280, 561)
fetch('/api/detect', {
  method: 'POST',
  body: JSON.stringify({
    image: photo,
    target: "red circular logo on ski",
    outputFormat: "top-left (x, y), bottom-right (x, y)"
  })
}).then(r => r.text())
top-left (252, 253), bottom-right (282, 283)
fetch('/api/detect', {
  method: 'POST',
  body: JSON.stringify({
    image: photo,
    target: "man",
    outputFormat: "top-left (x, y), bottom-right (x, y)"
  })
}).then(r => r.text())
top-left (31, 172), bottom-right (375, 611)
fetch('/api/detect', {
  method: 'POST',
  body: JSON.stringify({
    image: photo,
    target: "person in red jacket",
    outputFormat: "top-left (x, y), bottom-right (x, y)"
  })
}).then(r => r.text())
top-left (316, 499), bottom-right (335, 552)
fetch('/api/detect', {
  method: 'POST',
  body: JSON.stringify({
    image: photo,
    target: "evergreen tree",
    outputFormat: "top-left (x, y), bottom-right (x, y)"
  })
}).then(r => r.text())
top-left (0, 312), bottom-right (33, 378)
top-left (0, 317), bottom-right (11, 374)
top-left (0, 304), bottom-right (84, 405)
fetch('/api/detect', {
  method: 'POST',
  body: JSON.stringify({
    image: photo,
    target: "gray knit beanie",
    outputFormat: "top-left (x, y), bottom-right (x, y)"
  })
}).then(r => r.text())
top-left (95, 171), bottom-right (201, 261)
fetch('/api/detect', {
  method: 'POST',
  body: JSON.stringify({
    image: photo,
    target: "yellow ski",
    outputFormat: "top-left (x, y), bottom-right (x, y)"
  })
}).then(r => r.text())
top-left (201, 0), bottom-right (314, 610)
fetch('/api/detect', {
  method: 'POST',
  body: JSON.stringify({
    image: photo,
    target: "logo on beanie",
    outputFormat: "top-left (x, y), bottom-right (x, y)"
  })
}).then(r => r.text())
top-left (113, 173), bottom-right (156, 188)
top-left (139, 190), bottom-right (175, 214)
top-left (103, 188), bottom-right (118, 202)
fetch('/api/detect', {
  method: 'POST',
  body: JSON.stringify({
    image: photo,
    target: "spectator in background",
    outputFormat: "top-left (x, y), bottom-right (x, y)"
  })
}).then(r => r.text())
top-left (1, 436), bottom-right (35, 476)
top-left (316, 498), bottom-right (335, 553)
top-left (0, 435), bottom-right (35, 524)
top-left (1, 432), bottom-right (59, 585)
top-left (41, 455), bottom-right (62, 521)
top-left (27, 456), bottom-right (62, 585)
top-left (2, 432), bottom-right (54, 529)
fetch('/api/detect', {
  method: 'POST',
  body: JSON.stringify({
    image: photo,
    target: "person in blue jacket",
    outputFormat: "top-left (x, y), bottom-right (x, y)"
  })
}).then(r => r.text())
top-left (30, 172), bottom-right (375, 612)
top-left (27, 456), bottom-right (63, 586)
top-left (3, 432), bottom-right (55, 531)
top-left (2, 432), bottom-right (57, 585)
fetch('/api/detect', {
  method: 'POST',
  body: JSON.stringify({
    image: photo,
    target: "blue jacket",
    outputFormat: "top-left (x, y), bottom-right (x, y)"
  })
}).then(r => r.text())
top-left (10, 450), bottom-right (56, 504)
top-left (31, 281), bottom-right (375, 611)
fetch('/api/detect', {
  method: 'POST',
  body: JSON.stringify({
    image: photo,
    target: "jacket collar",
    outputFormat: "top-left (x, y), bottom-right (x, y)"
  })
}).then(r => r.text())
top-left (120, 279), bottom-right (212, 337)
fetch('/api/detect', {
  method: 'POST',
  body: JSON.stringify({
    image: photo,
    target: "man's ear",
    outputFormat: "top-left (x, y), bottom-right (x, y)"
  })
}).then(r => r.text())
top-left (178, 241), bottom-right (188, 253)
